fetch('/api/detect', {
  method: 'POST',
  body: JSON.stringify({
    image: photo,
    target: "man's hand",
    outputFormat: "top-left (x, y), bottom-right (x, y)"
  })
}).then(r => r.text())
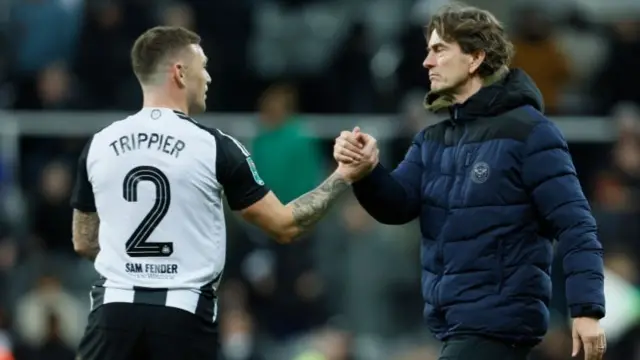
top-left (334, 127), bottom-right (366, 164)
top-left (572, 317), bottom-right (606, 360)
top-left (333, 127), bottom-right (379, 183)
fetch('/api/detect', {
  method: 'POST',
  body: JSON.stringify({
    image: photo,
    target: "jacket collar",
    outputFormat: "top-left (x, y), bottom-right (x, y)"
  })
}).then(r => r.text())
top-left (424, 66), bottom-right (508, 114)
top-left (423, 67), bottom-right (544, 123)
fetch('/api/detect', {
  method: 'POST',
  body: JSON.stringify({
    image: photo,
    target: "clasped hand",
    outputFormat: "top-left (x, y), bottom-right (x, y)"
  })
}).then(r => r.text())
top-left (333, 127), bottom-right (379, 183)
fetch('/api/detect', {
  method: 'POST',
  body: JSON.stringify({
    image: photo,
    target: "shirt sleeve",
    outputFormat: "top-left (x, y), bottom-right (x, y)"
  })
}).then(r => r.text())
top-left (70, 136), bottom-right (97, 212)
top-left (214, 130), bottom-right (270, 211)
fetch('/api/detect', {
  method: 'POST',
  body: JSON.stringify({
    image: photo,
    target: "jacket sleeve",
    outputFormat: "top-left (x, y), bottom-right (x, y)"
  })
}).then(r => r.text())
top-left (522, 120), bottom-right (605, 319)
top-left (352, 131), bottom-right (423, 225)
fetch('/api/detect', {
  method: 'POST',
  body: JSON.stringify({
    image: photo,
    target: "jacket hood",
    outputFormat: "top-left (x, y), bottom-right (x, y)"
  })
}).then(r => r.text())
top-left (424, 68), bottom-right (544, 119)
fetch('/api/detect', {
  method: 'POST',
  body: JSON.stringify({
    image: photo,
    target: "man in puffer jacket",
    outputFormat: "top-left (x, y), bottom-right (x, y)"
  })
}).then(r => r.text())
top-left (332, 4), bottom-right (606, 360)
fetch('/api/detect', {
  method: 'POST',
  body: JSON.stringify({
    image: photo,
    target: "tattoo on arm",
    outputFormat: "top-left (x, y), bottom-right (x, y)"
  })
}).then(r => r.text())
top-left (72, 210), bottom-right (100, 261)
top-left (289, 172), bottom-right (350, 233)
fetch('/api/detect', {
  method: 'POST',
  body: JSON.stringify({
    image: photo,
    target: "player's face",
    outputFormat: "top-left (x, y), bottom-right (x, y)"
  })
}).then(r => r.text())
top-left (185, 44), bottom-right (211, 114)
top-left (423, 30), bottom-right (480, 94)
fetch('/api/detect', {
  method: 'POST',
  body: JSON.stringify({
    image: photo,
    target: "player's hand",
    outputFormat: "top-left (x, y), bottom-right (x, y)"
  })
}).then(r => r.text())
top-left (335, 127), bottom-right (379, 183)
top-left (572, 317), bottom-right (606, 360)
top-left (334, 127), bottom-right (367, 164)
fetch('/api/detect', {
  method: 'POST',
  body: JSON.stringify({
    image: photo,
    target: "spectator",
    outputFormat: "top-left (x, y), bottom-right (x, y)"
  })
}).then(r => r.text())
top-left (252, 83), bottom-right (323, 204)
top-left (328, 23), bottom-right (376, 113)
top-left (35, 63), bottom-right (80, 110)
top-left (73, 2), bottom-right (139, 110)
top-left (591, 104), bottom-right (640, 261)
top-left (510, 4), bottom-right (571, 114)
top-left (555, 6), bottom-right (608, 114)
top-left (29, 312), bottom-right (75, 360)
top-left (23, 160), bottom-right (97, 297)
top-left (30, 161), bottom-right (74, 256)
top-left (591, 18), bottom-right (640, 115)
top-left (14, 276), bottom-right (85, 350)
top-left (160, 2), bottom-right (196, 30)
top-left (10, 0), bottom-right (82, 109)
top-left (244, 83), bottom-right (328, 339)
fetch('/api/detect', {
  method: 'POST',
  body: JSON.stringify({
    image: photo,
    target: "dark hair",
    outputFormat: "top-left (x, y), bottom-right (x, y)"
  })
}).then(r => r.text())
top-left (131, 26), bottom-right (201, 83)
top-left (426, 3), bottom-right (514, 77)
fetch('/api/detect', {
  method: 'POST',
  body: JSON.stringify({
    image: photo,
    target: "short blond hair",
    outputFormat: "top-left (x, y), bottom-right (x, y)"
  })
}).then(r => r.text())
top-left (131, 26), bottom-right (201, 83)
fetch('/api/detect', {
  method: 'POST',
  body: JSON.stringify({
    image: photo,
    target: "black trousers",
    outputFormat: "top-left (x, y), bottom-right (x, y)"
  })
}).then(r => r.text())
top-left (77, 303), bottom-right (219, 360)
top-left (439, 335), bottom-right (532, 360)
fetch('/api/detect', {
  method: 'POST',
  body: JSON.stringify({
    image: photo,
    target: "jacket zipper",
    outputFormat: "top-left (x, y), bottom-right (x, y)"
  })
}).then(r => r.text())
top-left (433, 105), bottom-right (462, 308)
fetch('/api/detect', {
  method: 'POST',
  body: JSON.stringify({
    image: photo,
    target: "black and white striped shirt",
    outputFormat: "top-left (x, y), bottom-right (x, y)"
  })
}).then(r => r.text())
top-left (70, 108), bottom-right (269, 322)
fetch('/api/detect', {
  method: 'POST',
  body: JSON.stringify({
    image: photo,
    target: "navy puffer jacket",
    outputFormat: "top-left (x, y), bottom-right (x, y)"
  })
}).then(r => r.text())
top-left (353, 69), bottom-right (605, 345)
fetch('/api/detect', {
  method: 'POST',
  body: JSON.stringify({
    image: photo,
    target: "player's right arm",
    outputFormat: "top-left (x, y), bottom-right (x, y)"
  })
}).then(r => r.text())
top-left (215, 131), bottom-right (350, 243)
top-left (241, 172), bottom-right (349, 243)
top-left (70, 136), bottom-right (101, 261)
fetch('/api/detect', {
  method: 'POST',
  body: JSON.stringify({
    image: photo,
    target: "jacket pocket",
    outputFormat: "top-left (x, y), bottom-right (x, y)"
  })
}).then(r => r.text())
top-left (462, 147), bottom-right (478, 168)
top-left (495, 240), bottom-right (505, 293)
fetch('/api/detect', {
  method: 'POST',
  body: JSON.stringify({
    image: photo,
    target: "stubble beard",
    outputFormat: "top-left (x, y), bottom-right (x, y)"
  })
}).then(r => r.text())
top-left (430, 74), bottom-right (470, 98)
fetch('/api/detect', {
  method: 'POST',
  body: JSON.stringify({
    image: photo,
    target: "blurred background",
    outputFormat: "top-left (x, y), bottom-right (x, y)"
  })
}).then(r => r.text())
top-left (0, 0), bottom-right (640, 359)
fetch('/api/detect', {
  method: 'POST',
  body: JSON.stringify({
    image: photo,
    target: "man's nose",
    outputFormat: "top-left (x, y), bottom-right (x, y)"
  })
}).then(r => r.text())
top-left (423, 52), bottom-right (436, 69)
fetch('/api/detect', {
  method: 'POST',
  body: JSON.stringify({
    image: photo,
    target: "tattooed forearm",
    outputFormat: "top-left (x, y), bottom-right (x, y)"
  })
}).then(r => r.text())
top-left (72, 210), bottom-right (100, 261)
top-left (289, 172), bottom-right (350, 234)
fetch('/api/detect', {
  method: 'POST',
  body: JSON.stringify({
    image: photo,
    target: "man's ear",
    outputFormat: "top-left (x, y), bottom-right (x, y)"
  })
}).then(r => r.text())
top-left (468, 50), bottom-right (486, 75)
top-left (174, 63), bottom-right (187, 88)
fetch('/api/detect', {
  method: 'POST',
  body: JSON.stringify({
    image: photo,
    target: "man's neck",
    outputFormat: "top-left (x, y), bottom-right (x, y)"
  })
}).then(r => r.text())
top-left (143, 91), bottom-right (188, 115)
top-left (452, 77), bottom-right (484, 105)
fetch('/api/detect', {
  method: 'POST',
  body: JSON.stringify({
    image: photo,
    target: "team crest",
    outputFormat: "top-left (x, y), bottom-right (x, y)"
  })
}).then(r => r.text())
top-left (470, 161), bottom-right (490, 184)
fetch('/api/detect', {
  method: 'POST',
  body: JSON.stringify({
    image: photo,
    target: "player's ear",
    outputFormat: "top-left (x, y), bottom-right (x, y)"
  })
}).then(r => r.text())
top-left (174, 63), bottom-right (187, 88)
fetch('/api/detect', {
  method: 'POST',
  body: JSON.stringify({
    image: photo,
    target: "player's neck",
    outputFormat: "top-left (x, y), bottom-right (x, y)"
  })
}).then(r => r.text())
top-left (142, 92), bottom-right (189, 115)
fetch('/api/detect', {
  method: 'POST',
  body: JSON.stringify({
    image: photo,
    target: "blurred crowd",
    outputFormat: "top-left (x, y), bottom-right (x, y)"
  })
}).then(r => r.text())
top-left (1, 0), bottom-right (640, 359)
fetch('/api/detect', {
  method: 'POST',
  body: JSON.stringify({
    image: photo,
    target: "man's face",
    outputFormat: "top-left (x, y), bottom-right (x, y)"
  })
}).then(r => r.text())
top-left (184, 44), bottom-right (211, 114)
top-left (423, 30), bottom-right (476, 94)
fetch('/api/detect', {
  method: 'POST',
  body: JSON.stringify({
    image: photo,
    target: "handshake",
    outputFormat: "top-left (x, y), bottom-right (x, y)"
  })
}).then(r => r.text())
top-left (333, 126), bottom-right (379, 183)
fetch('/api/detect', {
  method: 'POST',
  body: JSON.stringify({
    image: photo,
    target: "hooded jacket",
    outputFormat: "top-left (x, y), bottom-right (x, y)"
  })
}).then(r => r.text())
top-left (352, 69), bottom-right (605, 344)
